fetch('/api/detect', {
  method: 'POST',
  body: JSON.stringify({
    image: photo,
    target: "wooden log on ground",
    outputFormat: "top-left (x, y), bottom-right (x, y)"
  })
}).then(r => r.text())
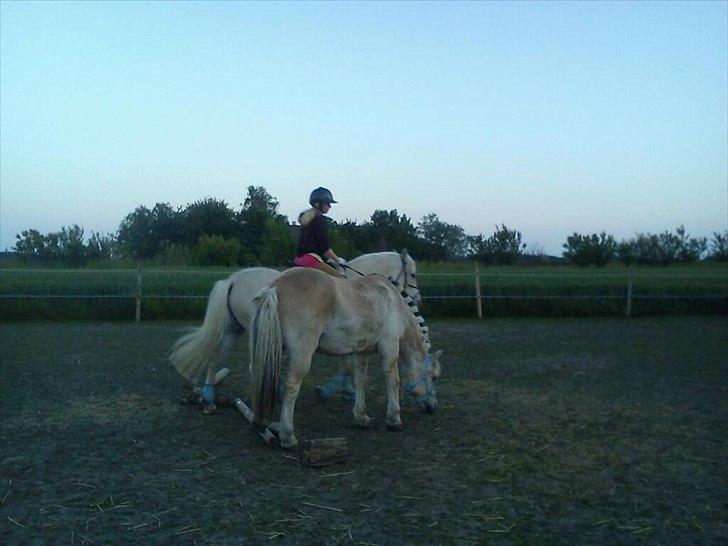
top-left (234, 398), bottom-right (278, 445)
top-left (300, 437), bottom-right (350, 467)
top-left (213, 367), bottom-right (230, 385)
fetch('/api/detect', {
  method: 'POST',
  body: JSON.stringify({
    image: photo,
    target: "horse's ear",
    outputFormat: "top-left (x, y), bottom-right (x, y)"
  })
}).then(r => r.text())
top-left (400, 248), bottom-right (409, 260)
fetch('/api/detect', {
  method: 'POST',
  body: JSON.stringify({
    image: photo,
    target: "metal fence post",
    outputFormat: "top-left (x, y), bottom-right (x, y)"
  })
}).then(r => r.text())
top-left (625, 268), bottom-right (633, 318)
top-left (135, 267), bottom-right (143, 323)
top-left (474, 265), bottom-right (483, 319)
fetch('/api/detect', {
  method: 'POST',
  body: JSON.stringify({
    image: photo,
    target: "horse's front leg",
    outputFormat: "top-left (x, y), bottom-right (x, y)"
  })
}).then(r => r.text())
top-left (380, 346), bottom-right (402, 430)
top-left (200, 365), bottom-right (218, 414)
top-left (277, 352), bottom-right (313, 449)
top-left (199, 331), bottom-right (238, 414)
top-left (351, 355), bottom-right (373, 428)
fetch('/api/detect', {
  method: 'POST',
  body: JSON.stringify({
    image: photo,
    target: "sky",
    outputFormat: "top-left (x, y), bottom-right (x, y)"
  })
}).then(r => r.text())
top-left (1, 1), bottom-right (726, 255)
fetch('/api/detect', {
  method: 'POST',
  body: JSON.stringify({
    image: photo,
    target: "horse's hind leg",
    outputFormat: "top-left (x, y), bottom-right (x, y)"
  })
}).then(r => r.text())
top-left (352, 355), bottom-right (373, 428)
top-left (213, 330), bottom-right (241, 382)
top-left (278, 349), bottom-right (314, 449)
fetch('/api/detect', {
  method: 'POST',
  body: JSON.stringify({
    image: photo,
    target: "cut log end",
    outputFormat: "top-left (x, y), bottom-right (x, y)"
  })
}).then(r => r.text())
top-left (299, 437), bottom-right (350, 467)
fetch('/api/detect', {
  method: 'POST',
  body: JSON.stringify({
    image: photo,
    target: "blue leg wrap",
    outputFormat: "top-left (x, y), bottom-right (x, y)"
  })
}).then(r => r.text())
top-left (316, 371), bottom-right (350, 401)
top-left (201, 383), bottom-right (215, 405)
top-left (342, 373), bottom-right (355, 402)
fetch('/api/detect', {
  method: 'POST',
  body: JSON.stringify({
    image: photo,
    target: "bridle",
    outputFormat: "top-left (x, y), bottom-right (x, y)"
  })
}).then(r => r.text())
top-left (388, 253), bottom-right (419, 294)
top-left (404, 352), bottom-right (436, 407)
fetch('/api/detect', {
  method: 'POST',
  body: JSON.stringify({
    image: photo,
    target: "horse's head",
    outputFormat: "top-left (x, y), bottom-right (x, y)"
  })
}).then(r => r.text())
top-left (404, 349), bottom-right (442, 414)
top-left (399, 249), bottom-right (422, 307)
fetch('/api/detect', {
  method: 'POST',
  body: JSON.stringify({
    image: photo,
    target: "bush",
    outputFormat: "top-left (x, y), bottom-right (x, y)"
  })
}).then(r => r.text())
top-left (707, 231), bottom-right (728, 262)
top-left (618, 226), bottom-right (708, 265)
top-left (192, 235), bottom-right (241, 266)
top-left (153, 245), bottom-right (194, 266)
top-left (563, 232), bottom-right (616, 267)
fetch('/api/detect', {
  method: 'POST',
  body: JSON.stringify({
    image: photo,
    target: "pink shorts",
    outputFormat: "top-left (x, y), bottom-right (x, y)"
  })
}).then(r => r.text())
top-left (294, 253), bottom-right (324, 268)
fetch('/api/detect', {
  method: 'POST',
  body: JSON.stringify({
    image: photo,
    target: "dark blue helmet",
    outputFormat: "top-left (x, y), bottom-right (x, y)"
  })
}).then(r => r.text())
top-left (309, 187), bottom-right (337, 206)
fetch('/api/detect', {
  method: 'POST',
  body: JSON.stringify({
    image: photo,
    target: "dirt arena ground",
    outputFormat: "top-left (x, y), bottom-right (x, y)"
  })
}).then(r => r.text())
top-left (1, 317), bottom-right (726, 545)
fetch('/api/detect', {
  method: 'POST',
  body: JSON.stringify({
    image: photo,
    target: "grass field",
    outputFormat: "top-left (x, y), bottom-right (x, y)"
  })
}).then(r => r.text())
top-left (1, 263), bottom-right (726, 320)
top-left (1, 317), bottom-right (726, 544)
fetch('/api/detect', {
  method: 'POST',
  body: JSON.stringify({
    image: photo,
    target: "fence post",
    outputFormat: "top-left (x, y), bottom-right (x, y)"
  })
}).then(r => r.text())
top-left (625, 268), bottom-right (633, 318)
top-left (135, 267), bottom-right (143, 323)
top-left (474, 265), bottom-right (483, 319)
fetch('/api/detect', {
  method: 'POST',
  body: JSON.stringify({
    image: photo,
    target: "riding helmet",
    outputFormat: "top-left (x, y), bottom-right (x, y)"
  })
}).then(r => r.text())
top-left (309, 187), bottom-right (337, 207)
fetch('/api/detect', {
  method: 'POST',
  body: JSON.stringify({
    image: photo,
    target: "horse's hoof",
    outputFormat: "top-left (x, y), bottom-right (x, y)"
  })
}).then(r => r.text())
top-left (280, 437), bottom-right (298, 450)
top-left (354, 417), bottom-right (374, 429)
top-left (202, 403), bottom-right (217, 415)
top-left (385, 422), bottom-right (402, 432)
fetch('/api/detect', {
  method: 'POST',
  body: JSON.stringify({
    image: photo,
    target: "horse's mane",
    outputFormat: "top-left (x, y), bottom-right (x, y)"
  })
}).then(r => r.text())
top-left (399, 290), bottom-right (430, 353)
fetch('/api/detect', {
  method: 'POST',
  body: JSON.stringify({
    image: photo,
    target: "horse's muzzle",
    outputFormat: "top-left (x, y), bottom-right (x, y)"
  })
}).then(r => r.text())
top-left (419, 397), bottom-right (438, 414)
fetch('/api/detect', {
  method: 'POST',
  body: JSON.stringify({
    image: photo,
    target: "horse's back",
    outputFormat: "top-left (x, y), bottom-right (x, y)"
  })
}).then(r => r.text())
top-left (271, 268), bottom-right (401, 355)
top-left (228, 267), bottom-right (281, 327)
top-left (274, 267), bottom-right (338, 318)
top-left (348, 252), bottom-right (400, 276)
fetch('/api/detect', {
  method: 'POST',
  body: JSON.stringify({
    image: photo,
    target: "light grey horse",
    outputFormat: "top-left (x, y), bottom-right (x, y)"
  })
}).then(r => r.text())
top-left (170, 251), bottom-right (422, 411)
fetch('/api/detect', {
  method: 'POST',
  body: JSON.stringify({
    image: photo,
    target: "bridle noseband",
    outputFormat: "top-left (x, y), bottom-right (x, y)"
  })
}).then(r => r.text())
top-left (404, 352), bottom-right (436, 406)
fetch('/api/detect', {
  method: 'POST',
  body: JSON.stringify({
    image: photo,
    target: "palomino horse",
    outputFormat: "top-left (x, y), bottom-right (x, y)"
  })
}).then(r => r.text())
top-left (250, 267), bottom-right (441, 449)
top-left (170, 251), bottom-right (421, 410)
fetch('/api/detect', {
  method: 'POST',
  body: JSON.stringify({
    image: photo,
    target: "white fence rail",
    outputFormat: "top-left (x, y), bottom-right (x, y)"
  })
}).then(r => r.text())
top-left (1, 267), bottom-right (726, 321)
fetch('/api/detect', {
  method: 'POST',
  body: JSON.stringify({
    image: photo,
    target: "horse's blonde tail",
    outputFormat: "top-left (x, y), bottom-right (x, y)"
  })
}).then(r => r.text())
top-left (249, 287), bottom-right (282, 424)
top-left (170, 278), bottom-right (235, 382)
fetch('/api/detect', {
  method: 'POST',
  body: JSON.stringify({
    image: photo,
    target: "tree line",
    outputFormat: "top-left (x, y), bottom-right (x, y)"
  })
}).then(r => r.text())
top-left (11, 186), bottom-right (728, 266)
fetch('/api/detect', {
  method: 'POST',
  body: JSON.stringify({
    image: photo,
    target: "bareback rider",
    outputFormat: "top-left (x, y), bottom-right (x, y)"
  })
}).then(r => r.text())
top-left (294, 187), bottom-right (346, 277)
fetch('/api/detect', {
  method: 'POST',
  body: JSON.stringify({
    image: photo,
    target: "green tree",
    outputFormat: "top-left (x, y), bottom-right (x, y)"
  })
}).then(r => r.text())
top-left (58, 224), bottom-right (86, 266)
top-left (330, 220), bottom-right (363, 257)
top-left (468, 224), bottom-right (525, 265)
top-left (238, 186), bottom-right (287, 260)
top-left (361, 210), bottom-right (420, 253)
top-left (328, 223), bottom-right (361, 259)
top-left (708, 230), bottom-right (728, 261)
top-left (86, 232), bottom-right (116, 261)
top-left (14, 226), bottom-right (90, 264)
top-left (257, 218), bottom-right (295, 266)
top-left (180, 198), bottom-right (238, 247)
top-left (13, 229), bottom-right (50, 261)
top-left (417, 213), bottom-right (467, 261)
top-left (117, 203), bottom-right (181, 259)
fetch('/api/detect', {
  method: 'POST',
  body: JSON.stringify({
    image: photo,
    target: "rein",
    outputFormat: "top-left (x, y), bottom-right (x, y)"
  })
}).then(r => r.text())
top-left (340, 262), bottom-right (366, 277)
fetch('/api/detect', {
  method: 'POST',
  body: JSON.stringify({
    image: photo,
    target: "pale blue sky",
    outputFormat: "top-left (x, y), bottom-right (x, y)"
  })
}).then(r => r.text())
top-left (1, 1), bottom-right (726, 255)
